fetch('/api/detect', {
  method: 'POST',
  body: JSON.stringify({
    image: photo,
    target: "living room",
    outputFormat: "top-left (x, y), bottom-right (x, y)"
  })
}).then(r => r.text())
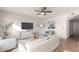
top-left (0, 7), bottom-right (79, 52)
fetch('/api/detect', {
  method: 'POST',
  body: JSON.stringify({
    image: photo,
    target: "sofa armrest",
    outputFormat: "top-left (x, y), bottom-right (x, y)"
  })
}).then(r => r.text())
top-left (0, 38), bottom-right (16, 52)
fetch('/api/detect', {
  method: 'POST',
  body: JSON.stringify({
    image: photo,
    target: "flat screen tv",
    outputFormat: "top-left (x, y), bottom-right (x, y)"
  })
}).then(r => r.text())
top-left (21, 22), bottom-right (33, 29)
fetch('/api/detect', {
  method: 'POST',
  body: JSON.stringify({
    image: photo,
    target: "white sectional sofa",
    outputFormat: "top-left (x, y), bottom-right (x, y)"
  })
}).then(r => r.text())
top-left (0, 36), bottom-right (16, 52)
top-left (26, 35), bottom-right (60, 52)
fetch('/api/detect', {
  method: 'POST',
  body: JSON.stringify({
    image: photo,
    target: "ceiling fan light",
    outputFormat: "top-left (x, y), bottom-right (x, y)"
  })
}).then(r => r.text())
top-left (41, 12), bottom-right (44, 15)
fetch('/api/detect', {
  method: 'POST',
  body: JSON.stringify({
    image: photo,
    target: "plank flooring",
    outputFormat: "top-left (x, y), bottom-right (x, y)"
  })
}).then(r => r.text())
top-left (54, 36), bottom-right (79, 52)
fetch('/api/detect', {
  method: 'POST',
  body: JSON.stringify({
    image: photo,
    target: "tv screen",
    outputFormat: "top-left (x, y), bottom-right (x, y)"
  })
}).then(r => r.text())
top-left (21, 22), bottom-right (33, 29)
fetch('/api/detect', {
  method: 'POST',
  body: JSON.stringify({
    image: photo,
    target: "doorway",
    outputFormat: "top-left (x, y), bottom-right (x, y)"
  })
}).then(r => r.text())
top-left (69, 19), bottom-right (79, 37)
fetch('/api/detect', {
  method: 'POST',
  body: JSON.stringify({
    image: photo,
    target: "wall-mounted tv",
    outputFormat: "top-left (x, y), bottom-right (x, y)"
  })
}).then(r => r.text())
top-left (21, 22), bottom-right (33, 29)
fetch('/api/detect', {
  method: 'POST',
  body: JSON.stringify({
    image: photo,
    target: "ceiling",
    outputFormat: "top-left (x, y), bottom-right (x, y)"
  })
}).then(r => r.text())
top-left (0, 7), bottom-right (78, 20)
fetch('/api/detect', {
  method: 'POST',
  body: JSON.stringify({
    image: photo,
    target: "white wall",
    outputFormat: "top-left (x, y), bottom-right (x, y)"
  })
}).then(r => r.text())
top-left (1, 10), bottom-right (79, 39)
top-left (0, 11), bottom-right (46, 39)
top-left (0, 11), bottom-right (5, 36)
top-left (46, 11), bottom-right (79, 39)
top-left (46, 15), bottom-right (68, 39)
top-left (66, 11), bottom-right (79, 39)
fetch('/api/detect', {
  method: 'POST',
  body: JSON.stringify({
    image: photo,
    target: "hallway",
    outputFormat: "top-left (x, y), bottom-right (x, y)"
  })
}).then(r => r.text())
top-left (54, 36), bottom-right (79, 52)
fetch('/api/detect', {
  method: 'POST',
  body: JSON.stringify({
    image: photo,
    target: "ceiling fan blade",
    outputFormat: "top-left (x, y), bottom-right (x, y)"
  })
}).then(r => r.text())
top-left (44, 11), bottom-right (52, 13)
top-left (34, 10), bottom-right (41, 12)
top-left (36, 12), bottom-right (41, 15)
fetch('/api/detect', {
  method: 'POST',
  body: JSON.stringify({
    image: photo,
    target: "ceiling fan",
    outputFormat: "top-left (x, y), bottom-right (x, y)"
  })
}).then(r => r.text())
top-left (34, 7), bottom-right (52, 16)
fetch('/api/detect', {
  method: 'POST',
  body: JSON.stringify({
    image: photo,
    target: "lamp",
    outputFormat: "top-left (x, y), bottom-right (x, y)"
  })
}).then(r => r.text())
top-left (41, 12), bottom-right (44, 15)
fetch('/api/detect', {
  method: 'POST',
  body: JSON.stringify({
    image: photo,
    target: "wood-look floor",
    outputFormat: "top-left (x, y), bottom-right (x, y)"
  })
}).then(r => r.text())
top-left (54, 36), bottom-right (79, 52)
